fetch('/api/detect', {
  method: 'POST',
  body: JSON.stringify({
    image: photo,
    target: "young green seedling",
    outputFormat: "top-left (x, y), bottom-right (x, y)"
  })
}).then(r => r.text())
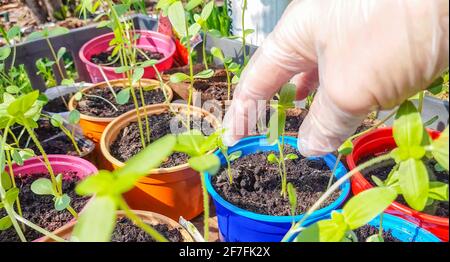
top-left (72, 135), bottom-right (177, 242)
top-left (287, 182), bottom-right (298, 221)
top-left (47, 113), bottom-right (82, 156)
top-left (210, 46), bottom-right (240, 100)
top-left (295, 187), bottom-right (397, 242)
top-left (27, 26), bottom-right (73, 109)
top-left (282, 100), bottom-right (449, 242)
top-left (173, 129), bottom-right (222, 241)
top-left (267, 83), bottom-right (298, 198)
top-left (217, 137), bottom-right (241, 184)
top-left (0, 91), bottom-right (79, 218)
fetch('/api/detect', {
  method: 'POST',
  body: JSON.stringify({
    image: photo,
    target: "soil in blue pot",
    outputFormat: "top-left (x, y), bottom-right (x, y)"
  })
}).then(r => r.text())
top-left (212, 145), bottom-right (341, 216)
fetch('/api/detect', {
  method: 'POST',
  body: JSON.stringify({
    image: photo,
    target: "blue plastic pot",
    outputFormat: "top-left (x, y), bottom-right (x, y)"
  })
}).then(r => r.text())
top-left (205, 136), bottom-right (351, 242)
top-left (303, 211), bottom-right (441, 242)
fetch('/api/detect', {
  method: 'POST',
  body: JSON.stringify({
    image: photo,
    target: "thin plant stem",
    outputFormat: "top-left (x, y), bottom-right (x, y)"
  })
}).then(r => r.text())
top-left (45, 37), bottom-right (69, 108)
top-left (138, 80), bottom-right (151, 144)
top-left (379, 213), bottom-right (384, 239)
top-left (225, 67), bottom-right (231, 101)
top-left (327, 153), bottom-right (342, 190)
top-left (200, 172), bottom-right (210, 241)
top-left (6, 150), bottom-right (25, 230)
top-left (281, 154), bottom-right (392, 242)
top-left (118, 197), bottom-right (168, 242)
top-left (418, 91), bottom-right (424, 113)
top-left (202, 31), bottom-right (209, 70)
top-left (241, 0), bottom-right (248, 65)
top-left (14, 213), bottom-right (67, 242)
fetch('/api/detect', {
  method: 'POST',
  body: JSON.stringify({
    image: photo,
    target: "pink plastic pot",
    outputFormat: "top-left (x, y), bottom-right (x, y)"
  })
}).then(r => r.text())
top-left (5, 155), bottom-right (98, 242)
top-left (347, 127), bottom-right (449, 242)
top-left (79, 30), bottom-right (176, 83)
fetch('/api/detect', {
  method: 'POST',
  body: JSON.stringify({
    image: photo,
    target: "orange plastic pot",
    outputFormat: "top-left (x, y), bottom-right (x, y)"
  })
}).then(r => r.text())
top-left (68, 79), bottom-right (173, 144)
top-left (100, 103), bottom-right (221, 220)
top-left (38, 210), bottom-right (194, 242)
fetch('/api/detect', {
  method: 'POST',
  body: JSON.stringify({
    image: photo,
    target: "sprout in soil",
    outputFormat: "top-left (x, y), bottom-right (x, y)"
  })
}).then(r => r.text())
top-left (72, 135), bottom-right (177, 242)
top-left (282, 100), bottom-right (449, 242)
top-left (210, 46), bottom-right (241, 100)
top-left (217, 136), bottom-right (242, 185)
top-left (27, 26), bottom-right (74, 109)
top-left (173, 129), bottom-right (222, 241)
top-left (266, 83), bottom-right (298, 198)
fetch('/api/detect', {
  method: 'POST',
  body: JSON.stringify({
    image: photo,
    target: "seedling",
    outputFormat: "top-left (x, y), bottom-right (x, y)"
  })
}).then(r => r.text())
top-left (287, 182), bottom-right (298, 219)
top-left (217, 137), bottom-right (241, 184)
top-left (173, 129), bottom-right (222, 241)
top-left (282, 100), bottom-right (449, 242)
top-left (46, 113), bottom-right (82, 156)
top-left (240, 0), bottom-right (253, 66)
top-left (0, 91), bottom-right (79, 219)
top-left (72, 135), bottom-right (177, 242)
top-left (27, 26), bottom-right (74, 109)
top-left (266, 83), bottom-right (298, 198)
top-left (210, 46), bottom-right (240, 100)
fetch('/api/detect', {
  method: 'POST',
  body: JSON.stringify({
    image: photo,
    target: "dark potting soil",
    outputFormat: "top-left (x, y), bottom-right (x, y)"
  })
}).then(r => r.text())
top-left (90, 49), bottom-right (165, 67)
top-left (76, 86), bottom-right (166, 118)
top-left (110, 112), bottom-right (214, 168)
top-left (111, 217), bottom-right (184, 242)
top-left (353, 225), bottom-right (400, 242)
top-left (43, 94), bottom-right (72, 113)
top-left (359, 156), bottom-right (449, 218)
top-left (212, 145), bottom-right (341, 216)
top-left (0, 172), bottom-right (88, 242)
top-left (9, 120), bottom-right (90, 157)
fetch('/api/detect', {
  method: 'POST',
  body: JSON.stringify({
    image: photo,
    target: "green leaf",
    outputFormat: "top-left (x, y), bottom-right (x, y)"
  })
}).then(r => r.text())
top-left (279, 83), bottom-right (296, 108)
top-left (19, 148), bottom-right (35, 161)
top-left (47, 27), bottom-right (70, 37)
top-left (188, 23), bottom-right (201, 37)
top-left (267, 110), bottom-right (286, 144)
top-left (54, 194), bottom-right (71, 211)
top-left (170, 72), bottom-right (190, 83)
top-left (69, 109), bottom-right (81, 124)
top-left (285, 153), bottom-right (299, 160)
top-left (4, 188), bottom-right (19, 205)
top-left (189, 154), bottom-right (221, 174)
top-left (50, 114), bottom-right (64, 127)
top-left (57, 47), bottom-right (66, 61)
top-left (114, 66), bottom-right (131, 74)
top-left (194, 69), bottom-right (214, 79)
top-left (168, 1), bottom-right (187, 37)
top-left (96, 20), bottom-right (111, 28)
top-left (0, 46), bottom-right (11, 60)
top-left (208, 29), bottom-right (222, 38)
top-left (232, 75), bottom-right (240, 85)
top-left (26, 31), bottom-right (44, 42)
top-left (116, 88), bottom-right (130, 105)
top-left (424, 115), bottom-right (439, 127)
top-left (174, 130), bottom-right (206, 156)
top-left (61, 78), bottom-right (74, 86)
top-left (185, 0), bottom-right (203, 11)
top-left (228, 151), bottom-right (242, 162)
top-left (112, 4), bottom-right (129, 17)
top-left (7, 26), bottom-right (21, 40)
top-left (201, 1), bottom-right (215, 21)
top-left (1, 172), bottom-right (12, 190)
top-left (11, 149), bottom-right (23, 166)
top-left (210, 47), bottom-right (224, 61)
top-left (296, 212), bottom-right (348, 242)
top-left (343, 187), bottom-right (397, 229)
top-left (132, 67), bottom-right (145, 85)
top-left (7, 90), bottom-right (39, 116)
top-left (338, 140), bottom-right (354, 156)
top-left (114, 135), bottom-right (177, 193)
top-left (76, 170), bottom-right (114, 196)
top-left (393, 101), bottom-right (423, 148)
top-left (287, 183), bottom-right (297, 215)
top-left (74, 92), bottom-right (83, 101)
top-left (428, 181), bottom-right (449, 201)
top-left (6, 86), bottom-right (20, 94)
top-left (366, 234), bottom-right (384, 242)
top-left (0, 216), bottom-right (12, 231)
top-left (71, 196), bottom-right (116, 242)
top-left (398, 159), bottom-right (429, 211)
top-left (56, 173), bottom-right (63, 193)
top-left (30, 178), bottom-right (55, 196)
top-left (371, 175), bottom-right (385, 187)
top-left (141, 60), bottom-right (158, 67)
top-left (431, 127), bottom-right (449, 171)
top-left (267, 153), bottom-right (278, 164)
top-left (243, 29), bottom-right (255, 37)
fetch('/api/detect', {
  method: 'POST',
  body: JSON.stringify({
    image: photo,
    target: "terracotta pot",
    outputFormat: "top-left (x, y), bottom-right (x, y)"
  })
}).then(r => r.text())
top-left (100, 103), bottom-right (221, 220)
top-left (346, 127), bottom-right (448, 241)
top-left (38, 210), bottom-right (194, 242)
top-left (68, 79), bottom-right (173, 144)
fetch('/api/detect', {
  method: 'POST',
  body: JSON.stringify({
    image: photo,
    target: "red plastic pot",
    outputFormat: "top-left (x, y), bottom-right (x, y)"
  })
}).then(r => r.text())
top-left (79, 30), bottom-right (176, 83)
top-left (5, 155), bottom-right (98, 242)
top-left (347, 127), bottom-right (448, 241)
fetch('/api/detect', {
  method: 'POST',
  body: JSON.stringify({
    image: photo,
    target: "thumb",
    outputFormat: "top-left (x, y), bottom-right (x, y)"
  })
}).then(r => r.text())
top-left (297, 89), bottom-right (367, 157)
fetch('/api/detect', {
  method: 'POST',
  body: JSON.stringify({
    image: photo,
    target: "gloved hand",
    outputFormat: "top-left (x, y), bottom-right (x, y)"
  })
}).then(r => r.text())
top-left (223, 0), bottom-right (449, 156)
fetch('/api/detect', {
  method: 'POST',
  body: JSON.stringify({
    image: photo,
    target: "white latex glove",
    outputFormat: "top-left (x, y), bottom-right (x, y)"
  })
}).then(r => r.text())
top-left (223, 0), bottom-right (449, 156)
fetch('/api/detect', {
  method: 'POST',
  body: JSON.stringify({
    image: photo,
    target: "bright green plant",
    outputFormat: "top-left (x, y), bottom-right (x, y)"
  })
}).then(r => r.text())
top-left (217, 137), bottom-right (241, 184)
top-left (72, 135), bottom-right (176, 242)
top-left (287, 182), bottom-right (298, 218)
top-left (295, 187), bottom-right (397, 242)
top-left (173, 129), bottom-right (222, 241)
top-left (282, 100), bottom-right (449, 242)
top-left (206, 0), bottom-right (232, 38)
top-left (210, 46), bottom-right (240, 100)
top-left (266, 83), bottom-right (298, 198)
top-left (240, 0), bottom-right (253, 66)
top-left (0, 91), bottom-right (79, 218)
